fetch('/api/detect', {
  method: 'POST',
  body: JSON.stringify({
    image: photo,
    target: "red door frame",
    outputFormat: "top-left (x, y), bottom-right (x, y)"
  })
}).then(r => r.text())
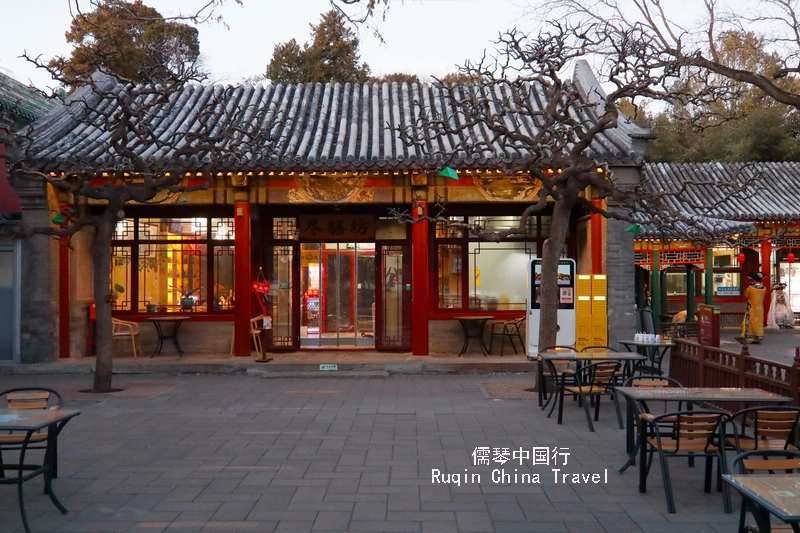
top-left (375, 243), bottom-right (412, 351)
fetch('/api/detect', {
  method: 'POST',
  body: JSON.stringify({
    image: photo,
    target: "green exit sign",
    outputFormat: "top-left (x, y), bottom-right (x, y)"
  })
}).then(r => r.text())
top-left (319, 364), bottom-right (338, 371)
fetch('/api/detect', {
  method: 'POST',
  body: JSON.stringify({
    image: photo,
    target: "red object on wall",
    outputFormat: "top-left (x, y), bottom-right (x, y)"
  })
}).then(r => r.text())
top-left (591, 200), bottom-right (603, 275)
top-left (761, 241), bottom-right (772, 326)
top-left (411, 202), bottom-right (429, 356)
top-left (737, 253), bottom-right (746, 264)
top-left (59, 235), bottom-right (70, 359)
top-left (788, 252), bottom-right (795, 264)
top-left (233, 203), bottom-right (252, 357)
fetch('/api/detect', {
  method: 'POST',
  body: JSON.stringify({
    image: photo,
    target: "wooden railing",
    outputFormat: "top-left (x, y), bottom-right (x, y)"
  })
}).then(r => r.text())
top-left (669, 341), bottom-right (800, 406)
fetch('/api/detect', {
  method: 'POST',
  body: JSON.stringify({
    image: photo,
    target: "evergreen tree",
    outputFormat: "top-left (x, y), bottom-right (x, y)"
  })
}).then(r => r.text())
top-left (266, 10), bottom-right (370, 84)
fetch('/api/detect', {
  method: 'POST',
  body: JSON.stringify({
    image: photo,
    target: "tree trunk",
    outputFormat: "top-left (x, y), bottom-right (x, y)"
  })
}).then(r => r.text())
top-left (538, 197), bottom-right (575, 350)
top-left (92, 209), bottom-right (115, 393)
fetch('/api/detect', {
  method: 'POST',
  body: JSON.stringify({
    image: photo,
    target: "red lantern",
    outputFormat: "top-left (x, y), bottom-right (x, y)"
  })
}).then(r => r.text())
top-left (788, 252), bottom-right (796, 264)
top-left (737, 252), bottom-right (746, 264)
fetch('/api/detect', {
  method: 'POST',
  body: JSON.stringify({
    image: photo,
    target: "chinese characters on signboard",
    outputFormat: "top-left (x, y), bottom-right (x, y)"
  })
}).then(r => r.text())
top-left (297, 215), bottom-right (376, 240)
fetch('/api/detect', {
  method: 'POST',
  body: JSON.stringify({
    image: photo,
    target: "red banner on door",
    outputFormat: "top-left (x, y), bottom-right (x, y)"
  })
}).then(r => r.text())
top-left (252, 281), bottom-right (270, 295)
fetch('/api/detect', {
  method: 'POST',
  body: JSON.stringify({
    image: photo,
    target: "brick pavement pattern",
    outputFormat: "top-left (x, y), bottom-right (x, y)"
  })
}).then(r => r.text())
top-left (0, 374), bottom-right (740, 532)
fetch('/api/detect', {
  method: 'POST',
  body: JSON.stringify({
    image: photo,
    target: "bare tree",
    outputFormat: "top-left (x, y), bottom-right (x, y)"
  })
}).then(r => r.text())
top-left (389, 24), bottom-right (756, 351)
top-left (538, 0), bottom-right (800, 112)
top-left (1, 1), bottom-right (276, 393)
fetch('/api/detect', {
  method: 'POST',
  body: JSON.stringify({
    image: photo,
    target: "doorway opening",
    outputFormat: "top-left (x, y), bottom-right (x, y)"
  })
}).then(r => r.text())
top-left (300, 243), bottom-right (376, 347)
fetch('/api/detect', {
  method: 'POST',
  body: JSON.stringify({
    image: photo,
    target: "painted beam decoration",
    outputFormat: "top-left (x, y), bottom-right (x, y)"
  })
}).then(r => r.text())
top-left (659, 249), bottom-right (706, 269)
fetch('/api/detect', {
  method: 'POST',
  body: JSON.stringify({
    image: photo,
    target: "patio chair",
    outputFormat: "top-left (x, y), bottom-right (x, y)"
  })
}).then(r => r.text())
top-left (229, 315), bottom-right (266, 356)
top-left (553, 360), bottom-right (622, 432)
top-left (614, 376), bottom-right (685, 432)
top-left (0, 387), bottom-right (62, 479)
top-left (112, 318), bottom-right (140, 358)
top-left (642, 410), bottom-right (731, 514)
top-left (537, 345), bottom-right (578, 407)
top-left (488, 316), bottom-right (524, 356)
top-left (727, 406), bottom-right (800, 453)
top-left (731, 450), bottom-right (800, 533)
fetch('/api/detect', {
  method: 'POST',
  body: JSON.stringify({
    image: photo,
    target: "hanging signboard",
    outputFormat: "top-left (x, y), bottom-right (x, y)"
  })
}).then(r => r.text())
top-left (297, 214), bottom-right (376, 240)
top-left (252, 281), bottom-right (271, 295)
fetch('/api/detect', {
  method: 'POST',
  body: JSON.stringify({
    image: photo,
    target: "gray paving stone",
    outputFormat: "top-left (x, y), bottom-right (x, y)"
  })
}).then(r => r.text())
top-left (312, 511), bottom-right (352, 532)
top-left (353, 502), bottom-right (387, 521)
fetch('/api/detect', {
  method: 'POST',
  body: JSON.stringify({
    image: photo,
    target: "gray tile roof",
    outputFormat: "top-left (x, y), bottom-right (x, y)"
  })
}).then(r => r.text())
top-left (25, 63), bottom-right (650, 172)
top-left (0, 71), bottom-right (56, 128)
top-left (643, 162), bottom-right (800, 222)
top-left (636, 216), bottom-right (755, 241)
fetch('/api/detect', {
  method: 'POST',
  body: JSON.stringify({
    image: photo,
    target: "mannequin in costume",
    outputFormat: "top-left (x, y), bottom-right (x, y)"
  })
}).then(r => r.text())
top-left (738, 272), bottom-right (766, 343)
top-left (767, 282), bottom-right (795, 329)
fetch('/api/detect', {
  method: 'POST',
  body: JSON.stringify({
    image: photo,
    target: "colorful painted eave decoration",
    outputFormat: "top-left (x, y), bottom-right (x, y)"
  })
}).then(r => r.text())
top-left (438, 167), bottom-right (459, 180)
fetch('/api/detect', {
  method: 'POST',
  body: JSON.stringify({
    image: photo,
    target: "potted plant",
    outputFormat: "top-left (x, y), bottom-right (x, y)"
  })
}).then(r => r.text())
top-left (171, 286), bottom-right (201, 311)
top-left (111, 284), bottom-right (125, 308)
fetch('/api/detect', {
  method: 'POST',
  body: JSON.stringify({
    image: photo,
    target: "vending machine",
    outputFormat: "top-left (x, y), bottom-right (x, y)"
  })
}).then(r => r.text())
top-left (526, 258), bottom-right (577, 359)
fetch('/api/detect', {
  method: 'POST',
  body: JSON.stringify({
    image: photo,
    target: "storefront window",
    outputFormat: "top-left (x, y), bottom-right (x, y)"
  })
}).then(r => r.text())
top-left (468, 242), bottom-right (535, 310)
top-left (438, 244), bottom-right (463, 309)
top-left (432, 212), bottom-right (570, 311)
top-left (273, 217), bottom-right (297, 240)
top-left (665, 272), bottom-right (687, 296)
top-left (111, 216), bottom-right (235, 313)
top-left (711, 248), bottom-right (741, 297)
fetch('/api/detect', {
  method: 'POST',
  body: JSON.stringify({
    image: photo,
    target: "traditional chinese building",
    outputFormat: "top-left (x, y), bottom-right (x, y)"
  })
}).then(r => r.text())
top-left (636, 162), bottom-right (800, 328)
top-left (9, 62), bottom-right (651, 363)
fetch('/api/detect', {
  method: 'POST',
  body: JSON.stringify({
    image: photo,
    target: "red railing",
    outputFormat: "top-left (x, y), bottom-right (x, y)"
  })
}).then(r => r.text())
top-left (669, 340), bottom-right (800, 406)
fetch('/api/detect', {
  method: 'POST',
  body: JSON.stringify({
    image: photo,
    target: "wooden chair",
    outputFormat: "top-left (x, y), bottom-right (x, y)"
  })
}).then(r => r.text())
top-left (732, 450), bottom-right (800, 533)
top-left (229, 315), bottom-right (266, 356)
top-left (0, 387), bottom-right (62, 479)
top-left (112, 318), bottom-right (140, 358)
top-left (643, 410), bottom-right (731, 514)
top-left (488, 316), bottom-right (524, 356)
top-left (728, 406), bottom-right (800, 453)
top-left (553, 361), bottom-right (622, 432)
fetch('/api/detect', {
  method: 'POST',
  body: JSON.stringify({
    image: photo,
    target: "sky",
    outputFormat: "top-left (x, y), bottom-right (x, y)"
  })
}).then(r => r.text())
top-left (0, 0), bottom-right (539, 89)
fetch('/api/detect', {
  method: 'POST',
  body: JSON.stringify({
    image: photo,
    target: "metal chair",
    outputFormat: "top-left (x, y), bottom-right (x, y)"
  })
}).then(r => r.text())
top-left (0, 387), bottom-right (63, 479)
top-left (537, 346), bottom-right (578, 408)
top-left (642, 410), bottom-right (731, 514)
top-left (552, 361), bottom-right (622, 432)
top-left (615, 376), bottom-right (685, 433)
top-left (112, 318), bottom-right (140, 358)
top-left (728, 406), bottom-right (800, 453)
top-left (731, 450), bottom-right (800, 533)
top-left (488, 316), bottom-right (524, 356)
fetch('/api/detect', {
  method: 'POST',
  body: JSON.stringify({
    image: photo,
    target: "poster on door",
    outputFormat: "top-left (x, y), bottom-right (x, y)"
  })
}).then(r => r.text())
top-left (560, 287), bottom-right (574, 304)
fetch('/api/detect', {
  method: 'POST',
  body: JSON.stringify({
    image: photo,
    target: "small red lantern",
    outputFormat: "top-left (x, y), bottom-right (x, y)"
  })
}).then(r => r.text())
top-left (737, 252), bottom-right (746, 264)
top-left (788, 252), bottom-right (796, 264)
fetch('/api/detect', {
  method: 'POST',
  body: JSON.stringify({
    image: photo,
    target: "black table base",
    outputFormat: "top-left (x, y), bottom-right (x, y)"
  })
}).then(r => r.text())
top-left (0, 423), bottom-right (69, 533)
top-left (151, 320), bottom-right (185, 357)
top-left (456, 319), bottom-right (490, 356)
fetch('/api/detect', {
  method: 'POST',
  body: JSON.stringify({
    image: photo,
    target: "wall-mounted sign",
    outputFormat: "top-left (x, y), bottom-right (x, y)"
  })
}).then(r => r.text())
top-left (716, 286), bottom-right (741, 296)
top-left (298, 214), bottom-right (376, 240)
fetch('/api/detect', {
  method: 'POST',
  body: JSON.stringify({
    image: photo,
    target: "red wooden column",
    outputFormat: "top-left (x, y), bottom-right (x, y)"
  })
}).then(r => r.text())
top-left (591, 199), bottom-right (603, 274)
top-left (411, 201), bottom-right (429, 356)
top-left (59, 235), bottom-right (70, 359)
top-left (762, 240), bottom-right (772, 326)
top-left (233, 202), bottom-right (252, 357)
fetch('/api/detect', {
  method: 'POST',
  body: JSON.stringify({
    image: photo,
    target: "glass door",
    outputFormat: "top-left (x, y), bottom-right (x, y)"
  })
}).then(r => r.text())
top-left (779, 261), bottom-right (800, 310)
top-left (267, 244), bottom-right (298, 350)
top-left (377, 244), bottom-right (411, 350)
top-left (300, 243), bottom-right (375, 348)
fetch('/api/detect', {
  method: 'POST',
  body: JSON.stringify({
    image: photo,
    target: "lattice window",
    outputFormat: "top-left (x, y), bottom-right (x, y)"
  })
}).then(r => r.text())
top-left (213, 246), bottom-right (234, 311)
top-left (112, 219), bottom-right (135, 241)
top-left (660, 249), bottom-right (705, 266)
top-left (634, 250), bottom-right (652, 266)
top-left (110, 247), bottom-right (131, 310)
top-left (273, 217), bottom-right (297, 240)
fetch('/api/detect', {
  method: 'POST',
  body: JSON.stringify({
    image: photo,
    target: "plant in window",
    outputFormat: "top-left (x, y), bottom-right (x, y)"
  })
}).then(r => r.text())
top-left (171, 286), bottom-right (201, 311)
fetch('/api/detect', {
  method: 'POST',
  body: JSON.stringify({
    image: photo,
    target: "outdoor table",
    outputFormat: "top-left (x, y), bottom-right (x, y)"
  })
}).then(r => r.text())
top-left (453, 316), bottom-right (493, 356)
top-left (615, 387), bottom-right (792, 503)
top-left (536, 351), bottom-right (646, 410)
top-left (147, 316), bottom-right (189, 357)
top-left (724, 474), bottom-right (800, 533)
top-left (0, 408), bottom-right (81, 533)
top-left (619, 339), bottom-right (674, 375)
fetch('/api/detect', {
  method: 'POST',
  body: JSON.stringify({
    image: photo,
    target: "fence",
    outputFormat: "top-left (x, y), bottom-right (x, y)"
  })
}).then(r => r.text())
top-left (669, 340), bottom-right (800, 406)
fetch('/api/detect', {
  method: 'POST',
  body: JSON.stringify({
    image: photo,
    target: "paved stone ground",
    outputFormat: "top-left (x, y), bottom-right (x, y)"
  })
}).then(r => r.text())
top-left (0, 374), bottom-right (742, 533)
top-left (720, 327), bottom-right (800, 364)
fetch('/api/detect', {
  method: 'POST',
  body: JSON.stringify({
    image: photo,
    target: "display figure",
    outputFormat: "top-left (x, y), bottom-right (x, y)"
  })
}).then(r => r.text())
top-left (738, 272), bottom-right (766, 343)
top-left (767, 282), bottom-right (795, 329)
